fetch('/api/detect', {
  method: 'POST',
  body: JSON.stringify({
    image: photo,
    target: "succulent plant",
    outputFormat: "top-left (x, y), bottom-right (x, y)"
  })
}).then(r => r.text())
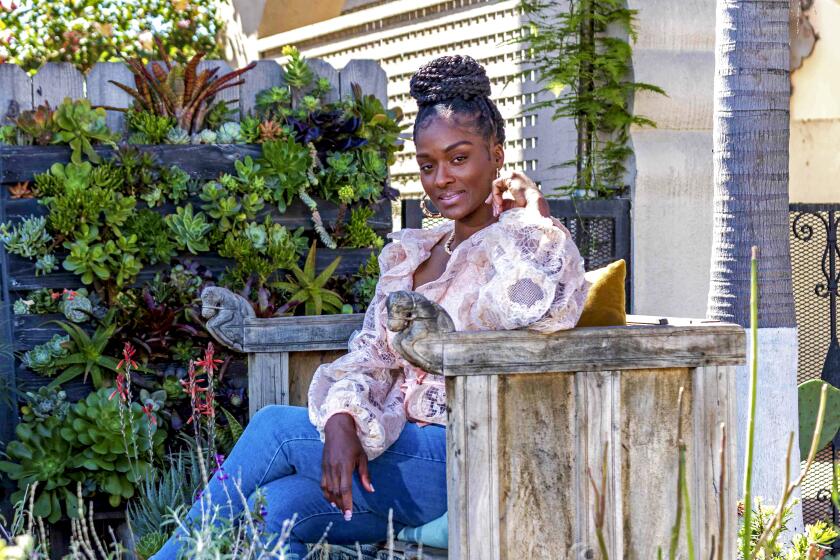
top-left (48, 308), bottom-right (121, 389)
top-left (24, 386), bottom-right (70, 421)
top-left (8, 181), bottom-right (34, 199)
top-left (35, 253), bottom-right (58, 276)
top-left (57, 290), bottom-right (93, 323)
top-left (0, 124), bottom-right (17, 145)
top-left (239, 115), bottom-right (261, 143)
top-left (62, 225), bottom-right (114, 285)
top-left (0, 215), bottom-right (53, 260)
top-left (258, 119), bottom-right (283, 142)
top-left (13, 299), bottom-right (31, 315)
top-left (273, 240), bottom-right (344, 316)
top-left (0, 416), bottom-right (80, 523)
top-left (165, 204), bottom-right (211, 254)
top-left (216, 121), bottom-right (243, 144)
top-left (191, 128), bottom-right (217, 145)
top-left (12, 102), bottom-right (56, 145)
top-left (135, 532), bottom-right (168, 560)
top-left (343, 206), bottom-right (384, 249)
top-left (259, 136), bottom-right (316, 212)
top-left (126, 109), bottom-right (175, 144)
top-left (52, 98), bottom-right (119, 164)
top-left (165, 126), bottom-right (190, 145)
top-left (21, 334), bottom-right (70, 376)
top-left (109, 39), bottom-right (256, 134)
top-left (61, 388), bottom-right (163, 507)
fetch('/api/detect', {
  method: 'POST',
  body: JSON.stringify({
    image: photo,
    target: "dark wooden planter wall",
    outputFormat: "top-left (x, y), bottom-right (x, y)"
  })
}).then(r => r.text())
top-left (0, 58), bottom-right (390, 450)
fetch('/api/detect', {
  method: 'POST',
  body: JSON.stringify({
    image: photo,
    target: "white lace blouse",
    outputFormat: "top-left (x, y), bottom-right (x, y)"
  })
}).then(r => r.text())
top-left (307, 206), bottom-right (591, 459)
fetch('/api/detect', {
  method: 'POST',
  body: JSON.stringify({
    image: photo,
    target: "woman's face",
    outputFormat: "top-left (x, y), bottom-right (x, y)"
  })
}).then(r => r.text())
top-left (415, 115), bottom-right (504, 224)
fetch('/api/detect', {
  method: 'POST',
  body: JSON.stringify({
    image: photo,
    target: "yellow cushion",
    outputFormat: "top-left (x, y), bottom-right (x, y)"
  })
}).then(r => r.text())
top-left (575, 259), bottom-right (627, 327)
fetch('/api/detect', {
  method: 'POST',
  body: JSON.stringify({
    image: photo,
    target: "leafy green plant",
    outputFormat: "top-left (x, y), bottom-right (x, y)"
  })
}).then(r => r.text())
top-left (47, 308), bottom-right (122, 388)
top-left (165, 126), bottom-right (190, 145)
top-left (798, 378), bottom-right (840, 458)
top-left (57, 288), bottom-right (94, 322)
top-left (349, 82), bottom-right (406, 167)
top-left (61, 388), bottom-right (163, 507)
top-left (274, 241), bottom-right (343, 315)
top-left (52, 98), bottom-right (119, 164)
top-left (126, 109), bottom-right (176, 144)
top-left (348, 251), bottom-right (380, 312)
top-left (785, 521), bottom-right (838, 559)
top-left (517, 0), bottom-right (664, 198)
top-left (165, 204), bottom-right (211, 254)
top-left (109, 39), bottom-right (256, 135)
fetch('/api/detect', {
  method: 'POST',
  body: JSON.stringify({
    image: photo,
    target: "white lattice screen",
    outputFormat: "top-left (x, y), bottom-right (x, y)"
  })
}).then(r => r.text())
top-left (258, 0), bottom-right (576, 196)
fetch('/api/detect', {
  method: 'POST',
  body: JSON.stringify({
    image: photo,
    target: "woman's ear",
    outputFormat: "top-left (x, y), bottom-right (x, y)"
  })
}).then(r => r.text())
top-left (493, 142), bottom-right (505, 170)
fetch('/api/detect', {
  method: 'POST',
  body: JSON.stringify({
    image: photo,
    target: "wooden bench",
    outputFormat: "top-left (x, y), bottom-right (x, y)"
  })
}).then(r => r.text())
top-left (201, 287), bottom-right (744, 559)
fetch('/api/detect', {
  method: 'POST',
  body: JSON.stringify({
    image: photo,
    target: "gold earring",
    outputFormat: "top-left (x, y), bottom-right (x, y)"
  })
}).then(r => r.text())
top-left (420, 195), bottom-right (442, 219)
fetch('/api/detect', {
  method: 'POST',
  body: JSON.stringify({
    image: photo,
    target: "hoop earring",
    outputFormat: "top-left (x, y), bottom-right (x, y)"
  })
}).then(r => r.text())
top-left (420, 195), bottom-right (442, 219)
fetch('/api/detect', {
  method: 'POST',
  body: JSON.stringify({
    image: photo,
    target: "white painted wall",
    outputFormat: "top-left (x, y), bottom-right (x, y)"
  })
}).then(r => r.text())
top-left (790, 0), bottom-right (840, 204)
top-left (628, 0), bottom-right (716, 318)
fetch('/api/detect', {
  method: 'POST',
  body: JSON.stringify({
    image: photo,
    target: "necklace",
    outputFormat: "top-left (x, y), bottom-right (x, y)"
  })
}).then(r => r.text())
top-left (443, 230), bottom-right (456, 255)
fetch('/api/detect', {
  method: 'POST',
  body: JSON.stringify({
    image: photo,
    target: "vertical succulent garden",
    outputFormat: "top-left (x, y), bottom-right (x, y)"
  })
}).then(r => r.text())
top-left (0, 42), bottom-right (405, 538)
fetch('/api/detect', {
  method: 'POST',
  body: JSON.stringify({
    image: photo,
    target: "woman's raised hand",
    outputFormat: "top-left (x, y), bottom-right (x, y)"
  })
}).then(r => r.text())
top-left (321, 413), bottom-right (375, 521)
top-left (485, 170), bottom-right (550, 218)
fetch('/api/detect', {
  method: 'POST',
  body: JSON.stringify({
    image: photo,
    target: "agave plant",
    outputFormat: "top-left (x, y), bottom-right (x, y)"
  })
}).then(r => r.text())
top-left (109, 38), bottom-right (256, 134)
top-left (273, 240), bottom-right (343, 315)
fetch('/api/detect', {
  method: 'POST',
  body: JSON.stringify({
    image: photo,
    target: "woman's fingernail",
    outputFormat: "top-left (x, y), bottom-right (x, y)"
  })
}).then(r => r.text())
top-left (344, 510), bottom-right (353, 521)
top-left (370, 484), bottom-right (375, 492)
top-left (330, 502), bottom-right (337, 509)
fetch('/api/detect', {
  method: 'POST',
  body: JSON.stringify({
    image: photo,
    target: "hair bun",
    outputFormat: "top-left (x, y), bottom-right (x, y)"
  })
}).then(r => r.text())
top-left (409, 55), bottom-right (491, 106)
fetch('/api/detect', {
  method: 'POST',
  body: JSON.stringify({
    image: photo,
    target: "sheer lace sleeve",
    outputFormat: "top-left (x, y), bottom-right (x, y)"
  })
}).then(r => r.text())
top-left (471, 207), bottom-right (590, 333)
top-left (307, 242), bottom-right (408, 460)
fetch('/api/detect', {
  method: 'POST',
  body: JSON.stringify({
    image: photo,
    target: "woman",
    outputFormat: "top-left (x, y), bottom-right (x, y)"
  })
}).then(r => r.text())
top-left (152, 54), bottom-right (589, 559)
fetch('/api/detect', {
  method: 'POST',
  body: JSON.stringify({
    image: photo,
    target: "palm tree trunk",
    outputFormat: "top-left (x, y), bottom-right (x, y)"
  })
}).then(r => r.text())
top-left (709, 0), bottom-right (802, 535)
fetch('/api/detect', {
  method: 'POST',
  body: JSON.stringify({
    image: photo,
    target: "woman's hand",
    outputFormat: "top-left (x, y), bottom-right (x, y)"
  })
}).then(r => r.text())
top-left (321, 413), bottom-right (375, 520)
top-left (485, 170), bottom-right (550, 218)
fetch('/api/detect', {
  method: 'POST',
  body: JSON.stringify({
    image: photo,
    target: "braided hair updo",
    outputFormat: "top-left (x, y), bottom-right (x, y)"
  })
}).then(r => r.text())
top-left (409, 55), bottom-right (506, 146)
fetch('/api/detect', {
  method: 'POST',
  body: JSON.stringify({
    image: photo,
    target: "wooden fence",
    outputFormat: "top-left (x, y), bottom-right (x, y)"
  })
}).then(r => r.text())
top-left (0, 58), bottom-right (388, 133)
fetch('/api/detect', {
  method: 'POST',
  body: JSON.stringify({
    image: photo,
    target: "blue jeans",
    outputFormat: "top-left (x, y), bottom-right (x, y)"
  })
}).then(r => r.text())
top-left (151, 405), bottom-right (447, 559)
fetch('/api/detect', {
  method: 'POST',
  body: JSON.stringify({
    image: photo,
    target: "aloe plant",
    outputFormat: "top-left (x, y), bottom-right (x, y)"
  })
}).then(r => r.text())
top-left (47, 308), bottom-right (122, 389)
top-left (274, 241), bottom-right (343, 315)
top-left (52, 98), bottom-right (119, 164)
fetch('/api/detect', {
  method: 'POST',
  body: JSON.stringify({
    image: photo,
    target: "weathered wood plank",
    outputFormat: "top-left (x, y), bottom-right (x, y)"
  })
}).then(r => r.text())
top-left (197, 60), bottom-right (241, 121)
top-left (0, 64), bottom-right (32, 120)
top-left (308, 59), bottom-right (340, 105)
top-left (691, 365), bottom-right (737, 560)
top-left (288, 350), bottom-right (345, 407)
top-left (339, 60), bottom-right (387, 104)
top-left (620, 368), bottom-right (692, 559)
top-left (447, 374), bottom-right (499, 560)
top-left (0, 144), bottom-right (262, 182)
top-left (32, 63), bottom-right (84, 107)
top-left (497, 372), bottom-right (576, 557)
top-left (243, 313), bottom-right (363, 353)
top-left (573, 370), bottom-right (623, 559)
top-left (248, 351), bottom-right (289, 417)
top-left (239, 60), bottom-right (285, 117)
top-left (2, 193), bottom-right (392, 236)
top-left (431, 323), bottom-right (746, 376)
top-left (6, 247), bottom-right (377, 293)
top-left (86, 62), bottom-right (136, 135)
